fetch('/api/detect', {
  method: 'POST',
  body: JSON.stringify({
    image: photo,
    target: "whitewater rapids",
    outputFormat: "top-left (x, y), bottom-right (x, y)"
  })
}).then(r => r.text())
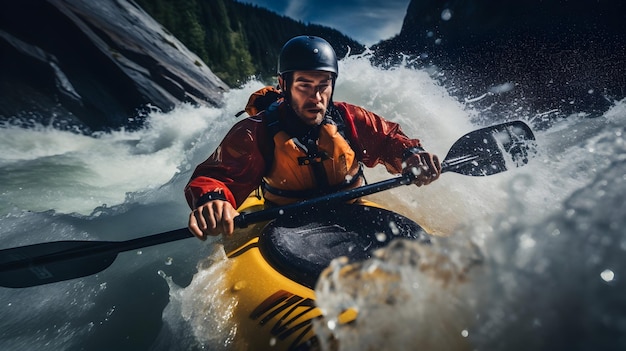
top-left (1, 54), bottom-right (625, 350)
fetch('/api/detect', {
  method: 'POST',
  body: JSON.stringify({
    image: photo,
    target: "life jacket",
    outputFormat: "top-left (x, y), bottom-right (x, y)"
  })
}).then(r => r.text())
top-left (235, 86), bottom-right (283, 117)
top-left (261, 101), bottom-right (364, 206)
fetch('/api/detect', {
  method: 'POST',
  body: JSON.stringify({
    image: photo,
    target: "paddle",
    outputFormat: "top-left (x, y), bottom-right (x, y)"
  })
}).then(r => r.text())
top-left (0, 121), bottom-right (535, 288)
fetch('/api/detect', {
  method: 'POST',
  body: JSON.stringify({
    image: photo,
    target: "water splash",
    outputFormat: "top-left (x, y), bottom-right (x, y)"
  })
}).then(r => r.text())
top-left (154, 246), bottom-right (242, 351)
top-left (312, 99), bottom-right (626, 350)
top-left (315, 237), bottom-right (483, 351)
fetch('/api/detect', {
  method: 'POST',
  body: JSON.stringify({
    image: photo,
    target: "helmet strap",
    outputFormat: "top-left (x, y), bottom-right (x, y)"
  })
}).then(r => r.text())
top-left (278, 73), bottom-right (293, 102)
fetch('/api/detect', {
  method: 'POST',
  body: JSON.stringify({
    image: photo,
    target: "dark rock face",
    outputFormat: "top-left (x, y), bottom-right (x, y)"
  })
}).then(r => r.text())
top-left (0, 0), bottom-right (229, 131)
top-left (374, 0), bottom-right (626, 120)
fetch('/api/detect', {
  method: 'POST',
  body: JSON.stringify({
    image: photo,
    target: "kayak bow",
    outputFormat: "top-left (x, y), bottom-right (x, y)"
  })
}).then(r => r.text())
top-left (222, 196), bottom-right (429, 350)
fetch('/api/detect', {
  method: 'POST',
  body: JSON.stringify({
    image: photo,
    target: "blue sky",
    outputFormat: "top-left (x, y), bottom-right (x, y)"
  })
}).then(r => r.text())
top-left (236, 0), bottom-right (412, 46)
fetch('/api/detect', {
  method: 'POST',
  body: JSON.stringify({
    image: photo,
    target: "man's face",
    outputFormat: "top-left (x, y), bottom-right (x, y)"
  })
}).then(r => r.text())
top-left (283, 71), bottom-right (333, 126)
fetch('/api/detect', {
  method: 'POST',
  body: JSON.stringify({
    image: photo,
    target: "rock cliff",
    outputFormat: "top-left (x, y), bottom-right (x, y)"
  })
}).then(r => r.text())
top-left (374, 0), bottom-right (626, 117)
top-left (0, 0), bottom-right (229, 131)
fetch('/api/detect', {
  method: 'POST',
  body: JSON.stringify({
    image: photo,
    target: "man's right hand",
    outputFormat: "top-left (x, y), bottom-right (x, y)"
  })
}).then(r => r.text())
top-left (188, 200), bottom-right (240, 240)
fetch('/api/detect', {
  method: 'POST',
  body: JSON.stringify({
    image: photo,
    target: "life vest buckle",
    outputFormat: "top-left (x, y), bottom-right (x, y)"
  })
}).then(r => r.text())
top-left (298, 153), bottom-right (329, 165)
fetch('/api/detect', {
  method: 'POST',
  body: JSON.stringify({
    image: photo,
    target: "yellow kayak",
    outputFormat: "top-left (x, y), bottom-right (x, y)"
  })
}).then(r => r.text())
top-left (221, 194), bottom-right (429, 350)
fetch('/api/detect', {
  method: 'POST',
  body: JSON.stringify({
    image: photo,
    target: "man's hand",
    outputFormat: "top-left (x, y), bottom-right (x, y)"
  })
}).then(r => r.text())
top-left (188, 200), bottom-right (240, 240)
top-left (402, 151), bottom-right (442, 186)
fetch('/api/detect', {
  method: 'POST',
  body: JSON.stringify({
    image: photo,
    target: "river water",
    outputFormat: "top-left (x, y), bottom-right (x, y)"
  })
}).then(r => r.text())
top-left (1, 54), bottom-right (624, 350)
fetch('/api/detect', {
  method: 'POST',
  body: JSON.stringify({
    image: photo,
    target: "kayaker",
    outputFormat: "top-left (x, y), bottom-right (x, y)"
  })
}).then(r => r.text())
top-left (185, 35), bottom-right (441, 239)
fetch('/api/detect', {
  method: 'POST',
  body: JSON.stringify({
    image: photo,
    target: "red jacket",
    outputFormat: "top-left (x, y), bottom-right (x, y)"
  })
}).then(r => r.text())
top-left (185, 101), bottom-right (422, 209)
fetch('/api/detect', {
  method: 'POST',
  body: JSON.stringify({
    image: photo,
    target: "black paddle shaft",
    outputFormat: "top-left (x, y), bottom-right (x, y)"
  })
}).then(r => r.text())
top-left (0, 121), bottom-right (535, 288)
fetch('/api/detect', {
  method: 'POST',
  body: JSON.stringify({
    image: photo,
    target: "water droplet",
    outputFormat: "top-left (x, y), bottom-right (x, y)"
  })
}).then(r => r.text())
top-left (136, 250), bottom-right (143, 255)
top-left (388, 221), bottom-right (400, 235)
top-left (441, 9), bottom-right (453, 21)
top-left (376, 232), bottom-right (387, 242)
top-left (232, 281), bottom-right (247, 291)
top-left (600, 269), bottom-right (615, 282)
top-left (165, 257), bottom-right (173, 265)
top-left (327, 319), bottom-right (337, 330)
top-left (461, 329), bottom-right (469, 337)
top-left (519, 233), bottom-right (536, 249)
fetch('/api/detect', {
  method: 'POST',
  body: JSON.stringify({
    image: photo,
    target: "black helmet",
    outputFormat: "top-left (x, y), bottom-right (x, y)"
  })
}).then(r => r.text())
top-left (278, 36), bottom-right (338, 76)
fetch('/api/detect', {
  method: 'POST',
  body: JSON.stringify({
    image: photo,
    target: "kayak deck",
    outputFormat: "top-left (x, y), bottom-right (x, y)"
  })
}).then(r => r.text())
top-left (222, 195), bottom-right (429, 350)
top-left (260, 203), bottom-right (429, 289)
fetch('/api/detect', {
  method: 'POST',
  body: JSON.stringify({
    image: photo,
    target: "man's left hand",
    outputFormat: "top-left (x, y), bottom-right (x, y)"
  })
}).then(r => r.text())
top-left (402, 152), bottom-right (441, 186)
